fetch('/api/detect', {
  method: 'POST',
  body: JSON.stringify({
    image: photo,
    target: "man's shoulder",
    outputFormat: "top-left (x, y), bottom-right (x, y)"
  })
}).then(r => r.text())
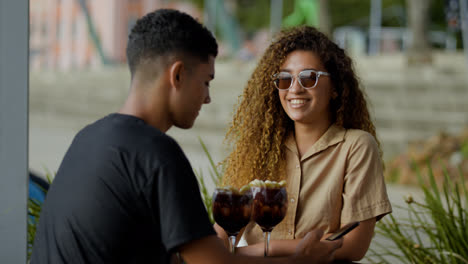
top-left (119, 126), bottom-right (186, 167)
top-left (83, 113), bottom-right (175, 144)
top-left (73, 114), bottom-right (185, 162)
top-left (145, 133), bottom-right (184, 157)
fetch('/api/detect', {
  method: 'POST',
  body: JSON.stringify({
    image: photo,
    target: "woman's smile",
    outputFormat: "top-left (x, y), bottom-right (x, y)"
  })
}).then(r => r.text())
top-left (288, 98), bottom-right (310, 109)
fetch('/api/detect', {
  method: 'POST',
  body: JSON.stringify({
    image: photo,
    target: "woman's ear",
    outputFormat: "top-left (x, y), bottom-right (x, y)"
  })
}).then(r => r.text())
top-left (169, 60), bottom-right (184, 90)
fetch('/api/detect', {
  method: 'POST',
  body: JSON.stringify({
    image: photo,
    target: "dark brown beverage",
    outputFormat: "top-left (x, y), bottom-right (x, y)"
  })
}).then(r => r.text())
top-left (212, 189), bottom-right (252, 236)
top-left (251, 186), bottom-right (288, 232)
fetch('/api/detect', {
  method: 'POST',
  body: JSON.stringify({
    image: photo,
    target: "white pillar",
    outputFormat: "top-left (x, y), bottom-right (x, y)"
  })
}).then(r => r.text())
top-left (59, 0), bottom-right (74, 70)
top-left (76, 10), bottom-right (88, 68)
top-left (0, 0), bottom-right (29, 262)
top-left (369, 0), bottom-right (382, 55)
top-left (204, 0), bottom-right (216, 35)
top-left (460, 0), bottom-right (468, 71)
top-left (270, 0), bottom-right (283, 36)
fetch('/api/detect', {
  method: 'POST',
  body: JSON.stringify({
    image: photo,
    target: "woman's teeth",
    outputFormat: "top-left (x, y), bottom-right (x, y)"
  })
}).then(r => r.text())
top-left (290, 99), bottom-right (306, 105)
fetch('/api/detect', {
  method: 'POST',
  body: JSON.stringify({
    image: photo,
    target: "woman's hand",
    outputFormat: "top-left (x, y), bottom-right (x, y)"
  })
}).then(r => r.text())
top-left (294, 229), bottom-right (343, 264)
top-left (325, 217), bottom-right (376, 261)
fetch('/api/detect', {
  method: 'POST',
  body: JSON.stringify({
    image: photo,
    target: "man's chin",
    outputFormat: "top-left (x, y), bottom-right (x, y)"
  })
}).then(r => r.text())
top-left (174, 121), bottom-right (195, 130)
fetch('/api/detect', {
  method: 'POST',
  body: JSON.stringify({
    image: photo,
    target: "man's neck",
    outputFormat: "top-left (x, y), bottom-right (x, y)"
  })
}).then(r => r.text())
top-left (119, 82), bottom-right (172, 132)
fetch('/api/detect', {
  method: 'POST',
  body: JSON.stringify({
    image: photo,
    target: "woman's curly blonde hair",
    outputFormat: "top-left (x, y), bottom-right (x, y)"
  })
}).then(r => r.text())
top-left (221, 26), bottom-right (381, 188)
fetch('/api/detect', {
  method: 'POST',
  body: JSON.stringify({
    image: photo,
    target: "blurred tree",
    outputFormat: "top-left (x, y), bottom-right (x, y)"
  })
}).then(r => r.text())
top-left (329, 0), bottom-right (370, 27)
top-left (283, 0), bottom-right (319, 27)
top-left (435, 0), bottom-right (453, 31)
top-left (329, 0), bottom-right (406, 28)
top-left (190, 0), bottom-right (204, 8)
top-left (235, 0), bottom-right (281, 32)
top-left (282, 0), bottom-right (331, 36)
top-left (406, 0), bottom-right (433, 65)
top-left (185, 0), bottom-right (453, 49)
top-left (187, 0), bottom-right (449, 31)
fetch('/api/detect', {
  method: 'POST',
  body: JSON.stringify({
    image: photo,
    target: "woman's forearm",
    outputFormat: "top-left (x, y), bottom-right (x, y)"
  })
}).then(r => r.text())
top-left (236, 239), bottom-right (301, 257)
top-left (332, 218), bottom-right (376, 261)
top-left (237, 217), bottom-right (376, 260)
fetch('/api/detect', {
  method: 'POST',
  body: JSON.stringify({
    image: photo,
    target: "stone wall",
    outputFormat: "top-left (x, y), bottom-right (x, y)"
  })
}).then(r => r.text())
top-left (355, 52), bottom-right (468, 159)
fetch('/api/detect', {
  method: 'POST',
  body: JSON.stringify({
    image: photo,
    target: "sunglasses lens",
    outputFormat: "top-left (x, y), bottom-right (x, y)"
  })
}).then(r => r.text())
top-left (275, 73), bottom-right (292, 90)
top-left (299, 71), bottom-right (317, 88)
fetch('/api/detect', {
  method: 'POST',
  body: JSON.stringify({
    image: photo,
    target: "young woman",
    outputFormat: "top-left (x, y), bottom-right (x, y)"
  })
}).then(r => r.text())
top-left (216, 26), bottom-right (392, 261)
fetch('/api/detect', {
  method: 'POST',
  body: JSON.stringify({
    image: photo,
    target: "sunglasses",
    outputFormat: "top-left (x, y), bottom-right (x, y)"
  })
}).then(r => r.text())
top-left (272, 69), bottom-right (330, 90)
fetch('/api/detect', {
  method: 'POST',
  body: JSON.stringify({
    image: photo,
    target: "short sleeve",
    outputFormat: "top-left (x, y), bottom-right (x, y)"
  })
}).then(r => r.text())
top-left (341, 132), bottom-right (392, 224)
top-left (150, 144), bottom-right (215, 253)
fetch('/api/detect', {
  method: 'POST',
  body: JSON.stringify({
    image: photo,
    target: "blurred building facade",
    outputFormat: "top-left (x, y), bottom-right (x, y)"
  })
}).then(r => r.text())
top-left (29, 0), bottom-right (201, 70)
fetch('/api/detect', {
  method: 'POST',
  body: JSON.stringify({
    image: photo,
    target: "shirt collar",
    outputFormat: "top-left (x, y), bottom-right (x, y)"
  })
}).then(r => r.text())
top-left (284, 124), bottom-right (346, 161)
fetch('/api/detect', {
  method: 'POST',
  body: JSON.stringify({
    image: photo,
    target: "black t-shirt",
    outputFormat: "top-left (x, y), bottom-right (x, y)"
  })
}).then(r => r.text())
top-left (31, 113), bottom-right (215, 264)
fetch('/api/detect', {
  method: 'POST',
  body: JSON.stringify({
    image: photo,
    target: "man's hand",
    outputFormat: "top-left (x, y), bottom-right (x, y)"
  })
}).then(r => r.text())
top-left (294, 230), bottom-right (343, 264)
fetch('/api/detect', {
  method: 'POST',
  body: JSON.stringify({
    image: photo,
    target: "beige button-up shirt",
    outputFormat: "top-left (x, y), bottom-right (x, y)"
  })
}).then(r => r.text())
top-left (244, 125), bottom-right (392, 244)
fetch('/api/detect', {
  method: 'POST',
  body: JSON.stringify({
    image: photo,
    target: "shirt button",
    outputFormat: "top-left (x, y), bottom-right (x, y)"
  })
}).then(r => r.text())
top-left (290, 198), bottom-right (295, 203)
top-left (288, 230), bottom-right (292, 235)
top-left (295, 164), bottom-right (300, 169)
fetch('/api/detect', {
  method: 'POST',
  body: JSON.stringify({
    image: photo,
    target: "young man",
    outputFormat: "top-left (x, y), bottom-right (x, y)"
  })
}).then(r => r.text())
top-left (31, 9), bottom-right (341, 264)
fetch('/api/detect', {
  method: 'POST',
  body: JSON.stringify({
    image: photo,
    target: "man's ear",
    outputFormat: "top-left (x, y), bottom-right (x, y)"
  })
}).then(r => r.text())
top-left (169, 60), bottom-right (184, 90)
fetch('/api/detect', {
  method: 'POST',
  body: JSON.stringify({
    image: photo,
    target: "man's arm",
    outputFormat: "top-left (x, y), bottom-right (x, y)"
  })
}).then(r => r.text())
top-left (179, 230), bottom-right (342, 264)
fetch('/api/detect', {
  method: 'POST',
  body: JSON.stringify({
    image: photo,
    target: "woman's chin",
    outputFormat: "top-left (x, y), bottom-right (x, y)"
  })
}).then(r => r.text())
top-left (287, 112), bottom-right (308, 123)
top-left (290, 117), bottom-right (308, 124)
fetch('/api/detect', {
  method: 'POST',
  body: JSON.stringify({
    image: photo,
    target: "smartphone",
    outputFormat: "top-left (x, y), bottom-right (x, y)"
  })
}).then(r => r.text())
top-left (325, 221), bottom-right (360, 241)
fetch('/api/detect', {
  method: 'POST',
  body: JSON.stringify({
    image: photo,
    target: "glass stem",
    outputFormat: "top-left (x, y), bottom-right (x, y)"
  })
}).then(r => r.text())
top-left (229, 235), bottom-right (237, 254)
top-left (264, 231), bottom-right (271, 257)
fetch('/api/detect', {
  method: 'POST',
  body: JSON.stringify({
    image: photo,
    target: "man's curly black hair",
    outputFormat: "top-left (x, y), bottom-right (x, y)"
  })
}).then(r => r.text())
top-left (126, 9), bottom-right (218, 78)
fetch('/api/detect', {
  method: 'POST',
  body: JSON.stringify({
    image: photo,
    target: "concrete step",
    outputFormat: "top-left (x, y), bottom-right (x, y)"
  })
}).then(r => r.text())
top-left (29, 54), bottom-right (468, 168)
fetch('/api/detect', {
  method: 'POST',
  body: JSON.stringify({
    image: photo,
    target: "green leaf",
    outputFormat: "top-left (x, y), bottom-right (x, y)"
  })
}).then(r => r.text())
top-left (374, 163), bottom-right (468, 263)
top-left (198, 137), bottom-right (222, 186)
